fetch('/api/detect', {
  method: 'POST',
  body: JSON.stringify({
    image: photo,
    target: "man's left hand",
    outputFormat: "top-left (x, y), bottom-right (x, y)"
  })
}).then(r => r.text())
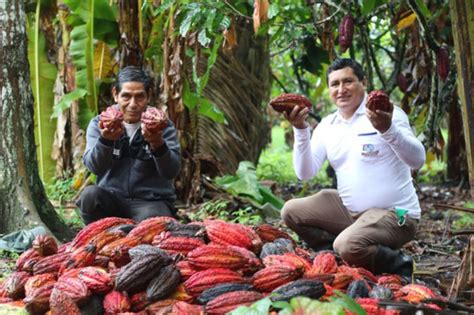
top-left (142, 125), bottom-right (164, 151)
top-left (366, 105), bottom-right (393, 134)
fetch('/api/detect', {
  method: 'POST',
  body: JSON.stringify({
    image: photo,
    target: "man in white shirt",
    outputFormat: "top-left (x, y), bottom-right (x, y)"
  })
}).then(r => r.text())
top-left (281, 58), bottom-right (426, 280)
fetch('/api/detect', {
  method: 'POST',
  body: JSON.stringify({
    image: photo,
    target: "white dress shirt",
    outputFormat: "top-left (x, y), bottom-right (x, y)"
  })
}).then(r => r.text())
top-left (293, 94), bottom-right (426, 219)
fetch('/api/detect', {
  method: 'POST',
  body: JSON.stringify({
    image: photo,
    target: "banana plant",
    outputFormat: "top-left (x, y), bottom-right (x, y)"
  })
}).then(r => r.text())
top-left (54, 0), bottom-right (118, 129)
top-left (27, 0), bottom-right (58, 183)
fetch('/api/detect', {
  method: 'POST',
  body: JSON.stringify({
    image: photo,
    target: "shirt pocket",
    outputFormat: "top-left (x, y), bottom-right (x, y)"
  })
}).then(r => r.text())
top-left (355, 132), bottom-right (388, 161)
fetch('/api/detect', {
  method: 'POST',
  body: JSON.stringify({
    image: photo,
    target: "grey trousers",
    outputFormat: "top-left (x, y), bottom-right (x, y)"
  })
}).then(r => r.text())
top-left (77, 185), bottom-right (175, 224)
top-left (281, 189), bottom-right (417, 269)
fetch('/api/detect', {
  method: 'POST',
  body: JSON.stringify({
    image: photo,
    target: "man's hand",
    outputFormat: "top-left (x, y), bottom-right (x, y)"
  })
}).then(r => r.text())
top-left (142, 124), bottom-right (164, 150)
top-left (366, 104), bottom-right (393, 134)
top-left (284, 105), bottom-right (310, 129)
top-left (99, 122), bottom-right (124, 141)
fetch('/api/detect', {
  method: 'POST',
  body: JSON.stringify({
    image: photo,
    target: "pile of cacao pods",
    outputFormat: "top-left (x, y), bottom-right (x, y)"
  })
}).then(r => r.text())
top-left (0, 217), bottom-right (447, 314)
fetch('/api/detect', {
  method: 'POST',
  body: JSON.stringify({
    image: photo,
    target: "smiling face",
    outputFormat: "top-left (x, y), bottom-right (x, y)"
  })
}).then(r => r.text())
top-left (113, 81), bottom-right (150, 123)
top-left (328, 67), bottom-right (366, 119)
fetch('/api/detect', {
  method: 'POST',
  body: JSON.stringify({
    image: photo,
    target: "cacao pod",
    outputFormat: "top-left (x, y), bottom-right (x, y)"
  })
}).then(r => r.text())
top-left (24, 273), bottom-right (56, 297)
top-left (141, 107), bottom-right (168, 133)
top-left (128, 244), bottom-right (170, 261)
top-left (260, 238), bottom-right (294, 259)
top-left (312, 252), bottom-right (338, 274)
top-left (4, 271), bottom-right (30, 299)
top-left (16, 248), bottom-right (42, 273)
top-left (187, 244), bottom-right (250, 270)
top-left (197, 282), bottom-right (255, 305)
top-left (153, 234), bottom-right (205, 255)
top-left (167, 221), bottom-right (208, 240)
top-left (346, 280), bottom-right (370, 299)
top-left (339, 14), bottom-right (354, 53)
top-left (171, 284), bottom-right (195, 303)
top-left (369, 284), bottom-right (394, 300)
top-left (71, 217), bottom-right (135, 250)
top-left (32, 235), bottom-right (58, 256)
top-left (254, 224), bottom-right (294, 243)
top-left (269, 93), bottom-right (312, 115)
top-left (171, 301), bottom-right (204, 315)
top-left (127, 216), bottom-right (175, 244)
top-left (53, 277), bottom-right (90, 304)
top-left (263, 253), bottom-right (311, 272)
top-left (271, 279), bottom-right (326, 302)
top-left (49, 287), bottom-right (81, 315)
top-left (436, 46), bottom-right (449, 81)
top-left (33, 252), bottom-right (71, 275)
top-left (146, 264), bottom-right (181, 302)
top-left (252, 265), bottom-right (303, 292)
top-left (24, 282), bottom-right (54, 315)
top-left (205, 290), bottom-right (264, 314)
top-left (145, 298), bottom-right (176, 314)
top-left (77, 266), bottom-right (113, 294)
top-left (184, 268), bottom-right (246, 296)
top-left (400, 284), bottom-right (436, 304)
top-left (176, 260), bottom-right (198, 280)
top-left (99, 106), bottom-right (124, 130)
top-left (205, 220), bottom-right (262, 254)
top-left (130, 291), bottom-right (148, 312)
top-left (366, 90), bottom-right (392, 112)
top-left (103, 290), bottom-right (131, 315)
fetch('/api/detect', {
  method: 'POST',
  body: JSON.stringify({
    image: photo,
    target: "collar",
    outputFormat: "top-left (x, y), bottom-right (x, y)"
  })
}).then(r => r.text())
top-left (332, 93), bottom-right (368, 124)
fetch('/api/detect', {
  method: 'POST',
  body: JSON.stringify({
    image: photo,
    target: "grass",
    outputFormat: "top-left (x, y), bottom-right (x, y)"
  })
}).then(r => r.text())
top-left (256, 124), bottom-right (331, 187)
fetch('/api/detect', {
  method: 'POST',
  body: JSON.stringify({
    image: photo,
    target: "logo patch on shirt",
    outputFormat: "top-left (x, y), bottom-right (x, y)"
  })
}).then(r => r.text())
top-left (361, 143), bottom-right (379, 157)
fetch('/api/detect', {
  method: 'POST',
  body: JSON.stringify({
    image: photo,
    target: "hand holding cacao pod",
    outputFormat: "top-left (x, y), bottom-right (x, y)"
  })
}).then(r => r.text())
top-left (366, 90), bottom-right (392, 113)
top-left (141, 107), bottom-right (167, 133)
top-left (269, 93), bottom-right (312, 115)
top-left (99, 106), bottom-right (124, 131)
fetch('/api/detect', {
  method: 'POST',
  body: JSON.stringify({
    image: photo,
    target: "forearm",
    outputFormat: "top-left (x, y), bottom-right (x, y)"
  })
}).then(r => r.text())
top-left (381, 123), bottom-right (426, 169)
top-left (293, 126), bottom-right (325, 180)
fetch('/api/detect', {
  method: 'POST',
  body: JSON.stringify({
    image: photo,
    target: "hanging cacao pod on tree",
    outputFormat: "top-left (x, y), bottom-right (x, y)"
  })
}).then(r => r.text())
top-left (436, 46), bottom-right (449, 81)
top-left (339, 14), bottom-right (354, 53)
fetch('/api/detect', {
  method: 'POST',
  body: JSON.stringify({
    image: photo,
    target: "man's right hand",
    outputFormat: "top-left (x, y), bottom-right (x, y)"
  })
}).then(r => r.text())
top-left (99, 122), bottom-right (124, 141)
top-left (284, 105), bottom-right (310, 129)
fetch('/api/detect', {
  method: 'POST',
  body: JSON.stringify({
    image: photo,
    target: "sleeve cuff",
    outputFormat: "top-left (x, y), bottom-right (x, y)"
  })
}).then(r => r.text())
top-left (152, 142), bottom-right (169, 157)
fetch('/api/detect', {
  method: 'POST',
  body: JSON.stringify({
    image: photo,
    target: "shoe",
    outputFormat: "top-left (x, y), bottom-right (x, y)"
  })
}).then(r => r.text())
top-left (372, 245), bottom-right (413, 282)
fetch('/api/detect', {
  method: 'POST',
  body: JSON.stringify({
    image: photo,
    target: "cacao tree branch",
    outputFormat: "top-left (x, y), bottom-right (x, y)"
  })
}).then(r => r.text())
top-left (271, 73), bottom-right (289, 93)
top-left (407, 0), bottom-right (440, 51)
top-left (358, 25), bottom-right (374, 90)
top-left (222, 0), bottom-right (252, 19)
top-left (365, 24), bottom-right (387, 89)
top-left (386, 33), bottom-right (408, 93)
top-left (305, 0), bottom-right (342, 28)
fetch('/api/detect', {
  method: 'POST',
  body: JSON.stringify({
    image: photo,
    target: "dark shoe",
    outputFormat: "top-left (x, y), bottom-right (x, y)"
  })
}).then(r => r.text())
top-left (372, 245), bottom-right (413, 282)
top-left (302, 227), bottom-right (336, 252)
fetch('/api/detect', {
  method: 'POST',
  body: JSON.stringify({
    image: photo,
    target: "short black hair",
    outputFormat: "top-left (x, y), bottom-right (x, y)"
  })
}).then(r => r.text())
top-left (114, 66), bottom-right (151, 92)
top-left (326, 58), bottom-right (365, 83)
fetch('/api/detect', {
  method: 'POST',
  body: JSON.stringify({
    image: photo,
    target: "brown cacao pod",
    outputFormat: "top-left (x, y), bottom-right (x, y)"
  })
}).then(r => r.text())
top-left (115, 252), bottom-right (171, 293)
top-left (183, 268), bottom-right (246, 296)
top-left (269, 93), bottom-right (312, 115)
top-left (366, 90), bottom-right (392, 112)
top-left (99, 106), bottom-right (124, 130)
top-left (49, 287), bottom-right (81, 315)
top-left (197, 282), bottom-right (255, 305)
top-left (187, 244), bottom-right (250, 270)
top-left (166, 221), bottom-right (208, 240)
top-left (397, 73), bottom-right (409, 93)
top-left (77, 266), bottom-right (113, 294)
top-left (141, 107), bottom-right (168, 133)
top-left (127, 216), bottom-right (175, 244)
top-left (146, 264), bottom-right (181, 302)
top-left (205, 220), bottom-right (262, 254)
top-left (339, 14), bottom-right (354, 53)
top-left (436, 47), bottom-right (449, 81)
top-left (32, 235), bottom-right (58, 256)
top-left (271, 279), bottom-right (326, 302)
top-left (128, 244), bottom-right (169, 261)
top-left (103, 290), bottom-right (131, 315)
top-left (205, 290), bottom-right (264, 314)
top-left (252, 265), bottom-right (303, 292)
top-left (254, 224), bottom-right (293, 243)
top-left (71, 217), bottom-right (135, 250)
top-left (16, 248), bottom-right (42, 273)
top-left (4, 271), bottom-right (30, 299)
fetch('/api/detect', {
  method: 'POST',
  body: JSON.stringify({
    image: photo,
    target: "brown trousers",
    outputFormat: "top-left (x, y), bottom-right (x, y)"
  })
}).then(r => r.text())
top-left (281, 189), bottom-right (417, 269)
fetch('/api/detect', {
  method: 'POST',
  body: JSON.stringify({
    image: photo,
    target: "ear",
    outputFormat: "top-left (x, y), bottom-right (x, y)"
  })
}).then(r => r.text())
top-left (112, 87), bottom-right (119, 102)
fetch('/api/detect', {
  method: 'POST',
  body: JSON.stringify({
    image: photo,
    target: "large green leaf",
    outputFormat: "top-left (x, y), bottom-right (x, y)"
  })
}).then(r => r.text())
top-left (28, 0), bottom-right (58, 183)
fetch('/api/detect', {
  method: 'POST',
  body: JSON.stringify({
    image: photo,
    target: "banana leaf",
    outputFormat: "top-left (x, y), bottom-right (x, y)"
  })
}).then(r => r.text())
top-left (28, 0), bottom-right (58, 183)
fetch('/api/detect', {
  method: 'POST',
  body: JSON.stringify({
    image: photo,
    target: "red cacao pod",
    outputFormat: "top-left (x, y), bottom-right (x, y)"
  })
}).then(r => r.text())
top-left (141, 107), bottom-right (167, 133)
top-left (4, 271), bottom-right (30, 299)
top-left (436, 47), bottom-right (449, 81)
top-left (16, 248), bottom-right (42, 273)
top-left (269, 93), bottom-right (312, 115)
top-left (103, 290), bottom-right (131, 315)
top-left (100, 106), bottom-right (124, 130)
top-left (339, 14), bottom-right (354, 53)
top-left (366, 90), bottom-right (392, 112)
top-left (32, 235), bottom-right (58, 256)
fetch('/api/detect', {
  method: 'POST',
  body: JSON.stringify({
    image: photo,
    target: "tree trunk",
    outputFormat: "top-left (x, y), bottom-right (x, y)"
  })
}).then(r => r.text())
top-left (0, 1), bottom-right (74, 241)
top-left (450, 0), bottom-right (474, 198)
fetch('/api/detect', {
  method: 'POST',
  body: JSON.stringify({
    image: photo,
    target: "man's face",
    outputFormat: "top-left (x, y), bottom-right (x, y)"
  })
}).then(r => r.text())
top-left (113, 81), bottom-right (149, 123)
top-left (328, 67), bottom-right (366, 118)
